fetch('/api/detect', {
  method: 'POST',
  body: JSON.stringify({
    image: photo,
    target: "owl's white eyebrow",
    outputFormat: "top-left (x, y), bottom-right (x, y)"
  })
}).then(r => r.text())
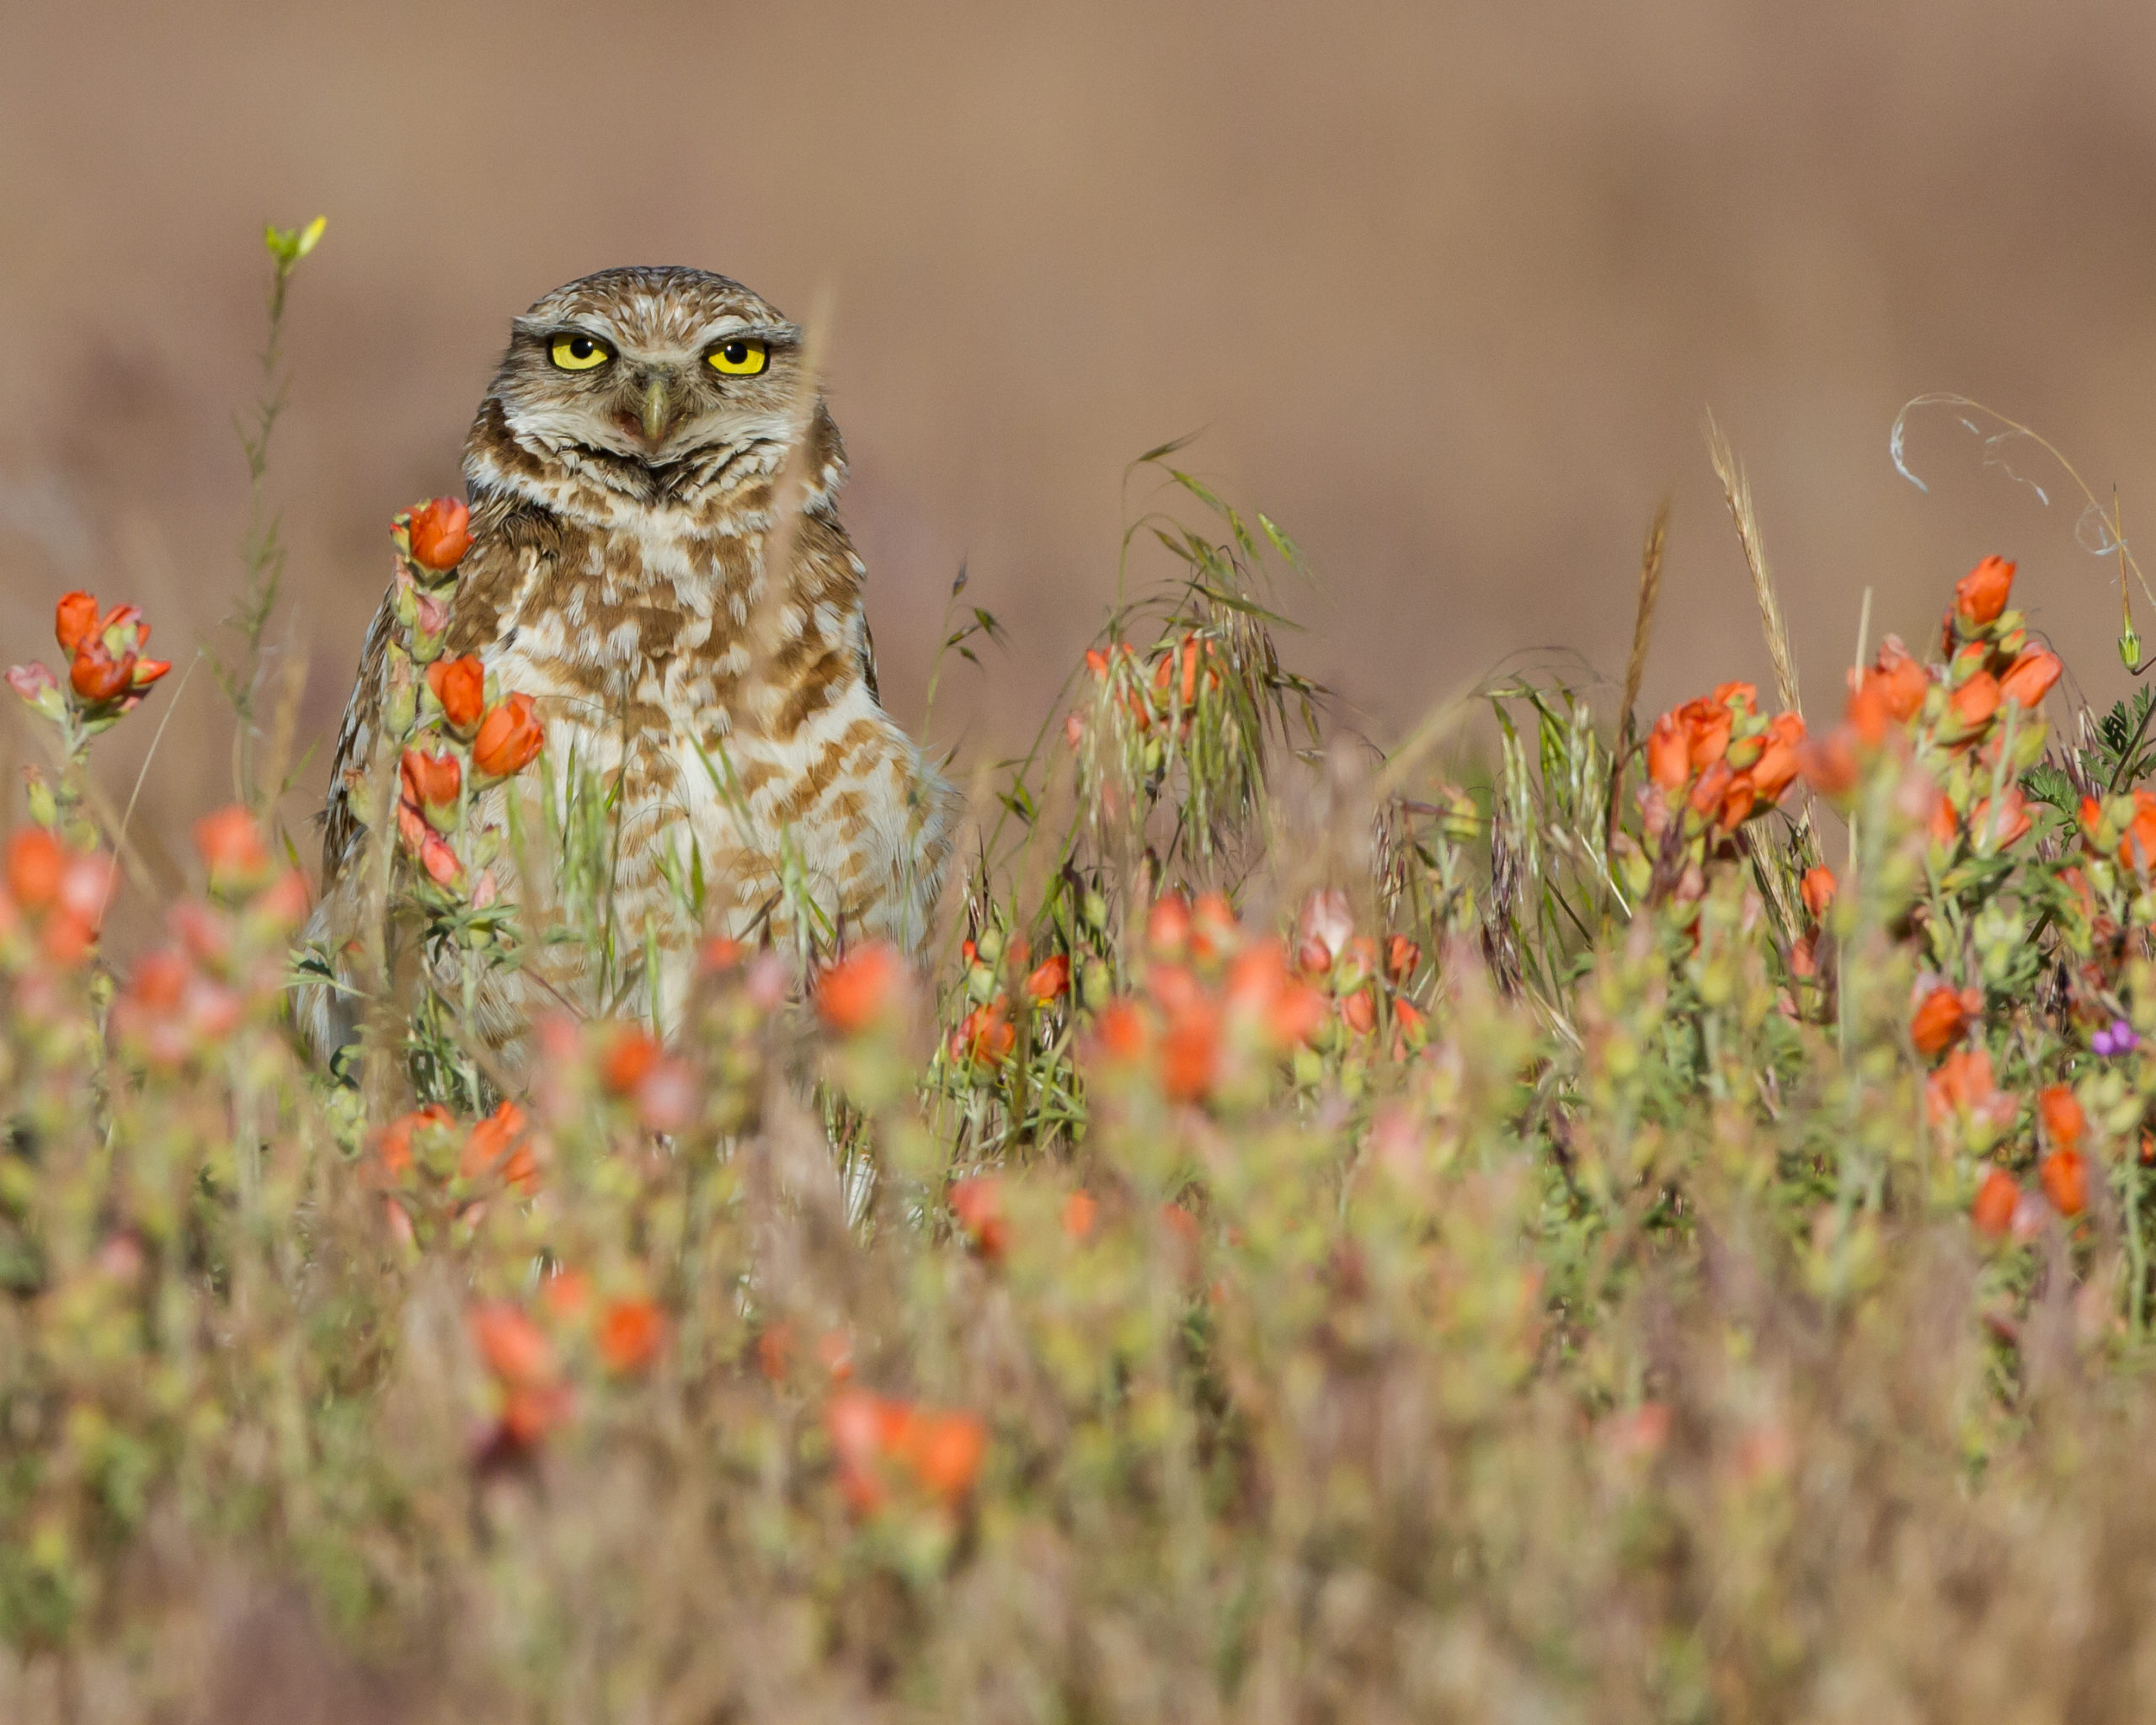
top-left (515, 316), bottom-right (622, 344)
top-left (698, 318), bottom-right (797, 345)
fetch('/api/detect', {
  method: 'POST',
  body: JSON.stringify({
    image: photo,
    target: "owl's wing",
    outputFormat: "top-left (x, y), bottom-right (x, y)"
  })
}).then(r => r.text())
top-left (318, 585), bottom-right (398, 890)
top-left (858, 607), bottom-right (881, 704)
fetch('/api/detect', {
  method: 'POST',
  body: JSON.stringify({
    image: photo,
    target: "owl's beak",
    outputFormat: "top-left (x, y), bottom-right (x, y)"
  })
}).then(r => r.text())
top-left (634, 373), bottom-right (684, 449)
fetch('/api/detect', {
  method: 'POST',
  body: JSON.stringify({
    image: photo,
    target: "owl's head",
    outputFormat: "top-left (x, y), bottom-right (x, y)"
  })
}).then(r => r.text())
top-left (483, 267), bottom-right (806, 478)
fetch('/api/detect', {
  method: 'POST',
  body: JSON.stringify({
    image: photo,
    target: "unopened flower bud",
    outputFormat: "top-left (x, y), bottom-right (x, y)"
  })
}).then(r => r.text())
top-left (24, 771), bottom-right (56, 830)
top-left (2124, 625), bottom-right (2143, 670)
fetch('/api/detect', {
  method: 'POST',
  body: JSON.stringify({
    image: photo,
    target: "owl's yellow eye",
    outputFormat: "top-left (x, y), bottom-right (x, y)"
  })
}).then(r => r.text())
top-left (549, 333), bottom-right (611, 371)
top-left (707, 339), bottom-right (769, 377)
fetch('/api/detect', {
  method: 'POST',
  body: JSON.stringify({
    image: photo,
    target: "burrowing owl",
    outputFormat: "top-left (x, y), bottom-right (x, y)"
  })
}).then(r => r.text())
top-left (310, 266), bottom-right (958, 1047)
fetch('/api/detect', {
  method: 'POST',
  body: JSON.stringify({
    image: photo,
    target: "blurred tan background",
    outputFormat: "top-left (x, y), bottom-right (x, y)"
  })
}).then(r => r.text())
top-left (6, 0), bottom-right (2156, 886)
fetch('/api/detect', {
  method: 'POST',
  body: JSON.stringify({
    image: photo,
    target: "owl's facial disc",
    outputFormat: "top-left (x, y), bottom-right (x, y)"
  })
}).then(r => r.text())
top-left (494, 271), bottom-right (804, 482)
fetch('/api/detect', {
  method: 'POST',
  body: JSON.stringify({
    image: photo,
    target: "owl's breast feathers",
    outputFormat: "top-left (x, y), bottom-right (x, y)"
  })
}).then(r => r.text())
top-left (320, 395), bottom-right (958, 969)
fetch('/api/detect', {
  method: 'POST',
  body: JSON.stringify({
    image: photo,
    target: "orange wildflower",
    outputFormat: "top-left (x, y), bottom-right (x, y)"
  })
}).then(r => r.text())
top-left (194, 805), bottom-right (270, 882)
top-left (1953, 556), bottom-right (2015, 628)
top-left (8, 828), bottom-right (63, 910)
top-left (2039, 1086), bottom-right (2085, 1150)
top-left (825, 1391), bottom-right (988, 1514)
top-left (1061, 1189), bottom-right (1099, 1241)
top-left (1910, 984), bottom-right (1977, 1056)
top-left (1849, 636), bottom-right (1929, 723)
top-left (817, 942), bottom-right (904, 1033)
top-left (375, 1103), bottom-right (454, 1179)
top-left (596, 1297), bottom-right (666, 1374)
top-left (1948, 670), bottom-right (2000, 734)
top-left (949, 1175), bottom-right (1010, 1260)
top-left (462, 1099), bottom-right (536, 1190)
top-left (425, 654), bottom-right (486, 732)
top-left (1800, 865), bottom-right (1836, 921)
top-left (1222, 939), bottom-right (1326, 1048)
top-left (1159, 1000), bottom-right (1222, 1101)
top-left (903, 1410), bottom-right (988, 1503)
top-left (400, 747), bottom-right (462, 812)
top-left (599, 1023), bottom-right (662, 1095)
top-left (1645, 708), bottom-right (1691, 789)
top-left (953, 996), bottom-right (1016, 1065)
top-left (54, 591), bottom-right (99, 655)
top-left (1999, 646), bottom-right (2062, 709)
top-left (1023, 953), bottom-right (1070, 1004)
top-left (1971, 1167), bottom-right (2020, 1237)
top-left (469, 1301), bottom-right (553, 1388)
top-left (1925, 1046), bottom-right (2010, 1130)
top-left (2040, 1146), bottom-right (2089, 1218)
top-left (542, 1268), bottom-right (591, 1321)
top-left (1970, 788), bottom-right (2031, 852)
top-left (472, 693), bottom-right (544, 777)
top-left (407, 496), bottom-right (473, 570)
top-left (1748, 712), bottom-right (1806, 803)
top-left (1147, 894), bottom-right (1192, 959)
top-left (2120, 791), bottom-right (2156, 871)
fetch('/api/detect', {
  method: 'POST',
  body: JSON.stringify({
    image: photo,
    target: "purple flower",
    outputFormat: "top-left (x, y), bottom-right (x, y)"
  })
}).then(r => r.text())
top-left (2094, 1019), bottom-right (2141, 1057)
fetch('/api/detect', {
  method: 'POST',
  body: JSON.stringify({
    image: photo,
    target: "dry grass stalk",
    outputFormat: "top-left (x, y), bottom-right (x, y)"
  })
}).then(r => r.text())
top-left (1705, 409), bottom-right (1803, 722)
top-left (1605, 500), bottom-right (1668, 849)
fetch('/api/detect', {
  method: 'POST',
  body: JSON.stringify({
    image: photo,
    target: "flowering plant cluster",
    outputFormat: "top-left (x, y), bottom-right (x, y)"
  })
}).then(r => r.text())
top-left (370, 497), bottom-right (545, 898)
top-left (20, 440), bottom-right (2156, 1725)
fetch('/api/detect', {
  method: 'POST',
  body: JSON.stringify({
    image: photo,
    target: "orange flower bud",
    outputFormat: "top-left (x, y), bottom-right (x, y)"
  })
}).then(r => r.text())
top-left (1147, 894), bottom-right (1193, 959)
top-left (399, 746), bottom-right (462, 812)
top-left (1748, 713), bottom-right (1806, 803)
top-left (1954, 555), bottom-right (2015, 628)
top-left (2039, 1085), bottom-right (2085, 1151)
top-left (599, 1024), bottom-right (662, 1095)
top-left (375, 1103), bottom-right (454, 1179)
top-left (596, 1297), bottom-right (666, 1374)
top-left (1949, 670), bottom-right (1999, 732)
top-left (1645, 709), bottom-right (1690, 789)
top-left (425, 654), bottom-right (486, 733)
top-left (1061, 1189), bottom-right (1099, 1241)
top-left (1023, 953), bottom-right (1070, 1004)
top-left (54, 591), bottom-right (99, 654)
top-left (905, 1410), bottom-right (987, 1503)
top-left (469, 1300), bottom-right (553, 1388)
top-left (1999, 646), bottom-right (2062, 710)
top-left (1910, 984), bottom-right (1975, 1056)
top-left (953, 997), bottom-right (1016, 1065)
top-left (1799, 865), bottom-right (1836, 921)
top-left (461, 1099), bottom-right (533, 1188)
top-left (1160, 1001), bottom-right (1222, 1100)
top-left (408, 496), bottom-right (474, 571)
top-left (1971, 1167), bottom-right (2019, 1237)
top-left (1091, 1000), bottom-right (1150, 1062)
top-left (7, 828), bottom-right (64, 910)
top-left (1849, 637), bottom-right (1929, 723)
top-left (817, 942), bottom-right (904, 1033)
top-left (2040, 1146), bottom-right (2088, 1218)
top-left (69, 644), bottom-right (133, 702)
top-left (194, 805), bottom-right (269, 881)
top-left (472, 693), bottom-right (545, 777)
top-left (949, 1175), bottom-right (1010, 1260)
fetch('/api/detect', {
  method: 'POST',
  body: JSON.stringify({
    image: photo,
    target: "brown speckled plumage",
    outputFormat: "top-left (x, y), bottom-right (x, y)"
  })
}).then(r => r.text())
top-left (311, 267), bottom-right (958, 1044)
